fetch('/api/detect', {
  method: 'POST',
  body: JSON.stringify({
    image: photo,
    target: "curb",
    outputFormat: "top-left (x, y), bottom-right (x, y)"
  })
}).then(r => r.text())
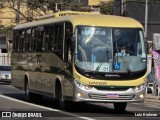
top-left (145, 94), bottom-right (160, 104)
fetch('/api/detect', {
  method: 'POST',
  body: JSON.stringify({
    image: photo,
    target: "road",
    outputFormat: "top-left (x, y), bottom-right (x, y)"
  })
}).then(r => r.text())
top-left (0, 83), bottom-right (160, 120)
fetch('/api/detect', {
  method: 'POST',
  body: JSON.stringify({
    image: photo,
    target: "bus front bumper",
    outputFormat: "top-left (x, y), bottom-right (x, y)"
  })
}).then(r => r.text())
top-left (74, 83), bottom-right (146, 103)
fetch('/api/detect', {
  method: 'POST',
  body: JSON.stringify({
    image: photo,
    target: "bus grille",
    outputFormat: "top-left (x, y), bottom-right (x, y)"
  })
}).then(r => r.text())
top-left (88, 94), bottom-right (135, 100)
top-left (94, 87), bottom-right (130, 91)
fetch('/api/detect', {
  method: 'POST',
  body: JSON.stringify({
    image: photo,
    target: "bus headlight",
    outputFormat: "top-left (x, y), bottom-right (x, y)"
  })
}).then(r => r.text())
top-left (133, 83), bottom-right (146, 92)
top-left (74, 80), bottom-right (92, 90)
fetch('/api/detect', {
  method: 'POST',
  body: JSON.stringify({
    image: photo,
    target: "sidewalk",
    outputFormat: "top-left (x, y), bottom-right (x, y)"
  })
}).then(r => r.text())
top-left (145, 94), bottom-right (160, 104)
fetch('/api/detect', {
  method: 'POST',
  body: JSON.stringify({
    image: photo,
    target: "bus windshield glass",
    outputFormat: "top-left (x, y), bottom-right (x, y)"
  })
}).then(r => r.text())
top-left (75, 26), bottom-right (146, 73)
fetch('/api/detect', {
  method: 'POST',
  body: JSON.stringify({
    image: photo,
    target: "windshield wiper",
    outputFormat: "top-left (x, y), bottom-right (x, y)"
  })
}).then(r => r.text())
top-left (119, 56), bottom-right (132, 75)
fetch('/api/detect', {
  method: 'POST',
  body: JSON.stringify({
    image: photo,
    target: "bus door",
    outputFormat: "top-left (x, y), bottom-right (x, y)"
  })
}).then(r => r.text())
top-left (63, 22), bottom-right (74, 97)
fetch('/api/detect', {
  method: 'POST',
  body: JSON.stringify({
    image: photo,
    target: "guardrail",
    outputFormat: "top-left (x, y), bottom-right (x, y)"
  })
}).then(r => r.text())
top-left (0, 54), bottom-right (11, 66)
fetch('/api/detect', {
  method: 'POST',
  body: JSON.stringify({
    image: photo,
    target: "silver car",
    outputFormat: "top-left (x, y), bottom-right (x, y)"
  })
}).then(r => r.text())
top-left (0, 66), bottom-right (11, 83)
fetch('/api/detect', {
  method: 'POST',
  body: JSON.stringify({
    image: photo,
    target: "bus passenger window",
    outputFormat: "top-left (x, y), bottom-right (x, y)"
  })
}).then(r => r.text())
top-left (32, 28), bottom-right (38, 51)
top-left (13, 30), bottom-right (19, 51)
top-left (36, 26), bottom-right (44, 52)
top-left (48, 25), bottom-right (55, 50)
top-left (42, 25), bottom-right (56, 52)
top-left (25, 29), bottom-right (31, 51)
top-left (30, 29), bottom-right (35, 51)
top-left (43, 26), bottom-right (50, 51)
top-left (53, 24), bottom-right (63, 53)
top-left (18, 30), bottom-right (25, 51)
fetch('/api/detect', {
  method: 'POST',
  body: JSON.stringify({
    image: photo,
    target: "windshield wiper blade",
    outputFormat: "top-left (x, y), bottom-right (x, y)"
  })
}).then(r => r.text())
top-left (119, 56), bottom-right (132, 75)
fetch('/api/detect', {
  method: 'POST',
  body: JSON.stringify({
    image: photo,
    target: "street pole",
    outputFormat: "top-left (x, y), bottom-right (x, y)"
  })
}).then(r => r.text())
top-left (121, 0), bottom-right (127, 16)
top-left (145, 0), bottom-right (148, 41)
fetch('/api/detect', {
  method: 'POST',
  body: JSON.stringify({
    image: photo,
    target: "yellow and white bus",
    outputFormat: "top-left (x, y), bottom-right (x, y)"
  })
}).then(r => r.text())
top-left (11, 11), bottom-right (147, 111)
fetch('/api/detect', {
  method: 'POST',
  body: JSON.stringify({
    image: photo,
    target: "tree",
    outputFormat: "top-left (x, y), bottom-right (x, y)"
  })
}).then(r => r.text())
top-left (100, 1), bottom-right (114, 15)
top-left (7, 0), bottom-right (28, 22)
top-left (7, 0), bottom-right (55, 23)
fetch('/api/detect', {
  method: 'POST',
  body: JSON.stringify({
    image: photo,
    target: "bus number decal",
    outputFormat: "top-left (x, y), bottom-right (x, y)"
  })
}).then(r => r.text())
top-left (99, 65), bottom-right (109, 72)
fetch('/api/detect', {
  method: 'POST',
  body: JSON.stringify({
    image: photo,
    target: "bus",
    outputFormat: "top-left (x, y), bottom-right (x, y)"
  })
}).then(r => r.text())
top-left (11, 11), bottom-right (147, 112)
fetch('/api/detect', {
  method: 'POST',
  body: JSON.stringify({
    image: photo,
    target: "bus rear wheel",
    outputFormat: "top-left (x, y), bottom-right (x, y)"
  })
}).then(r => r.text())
top-left (25, 81), bottom-right (43, 102)
top-left (25, 81), bottom-right (35, 102)
top-left (113, 102), bottom-right (127, 113)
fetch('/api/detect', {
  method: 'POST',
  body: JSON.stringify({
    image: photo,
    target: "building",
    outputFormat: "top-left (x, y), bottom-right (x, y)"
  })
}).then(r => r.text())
top-left (88, 0), bottom-right (113, 6)
top-left (0, 0), bottom-right (54, 41)
top-left (73, 0), bottom-right (113, 6)
top-left (0, 1), bottom-right (53, 28)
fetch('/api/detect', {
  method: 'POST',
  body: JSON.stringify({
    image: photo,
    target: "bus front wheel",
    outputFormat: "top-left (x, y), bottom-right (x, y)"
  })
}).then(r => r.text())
top-left (113, 102), bottom-right (127, 112)
top-left (55, 81), bottom-right (72, 110)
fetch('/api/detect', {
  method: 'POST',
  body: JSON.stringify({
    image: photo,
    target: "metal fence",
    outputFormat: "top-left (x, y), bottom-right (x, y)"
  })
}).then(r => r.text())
top-left (0, 54), bottom-right (11, 66)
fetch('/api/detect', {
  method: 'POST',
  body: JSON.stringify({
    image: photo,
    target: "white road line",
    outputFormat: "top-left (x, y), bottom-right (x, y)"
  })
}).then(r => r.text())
top-left (0, 94), bottom-right (96, 120)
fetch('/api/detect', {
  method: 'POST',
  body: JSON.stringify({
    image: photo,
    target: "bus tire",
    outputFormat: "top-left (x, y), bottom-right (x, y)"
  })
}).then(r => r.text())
top-left (55, 81), bottom-right (71, 110)
top-left (25, 81), bottom-right (43, 102)
top-left (114, 102), bottom-right (127, 113)
top-left (25, 81), bottom-right (35, 102)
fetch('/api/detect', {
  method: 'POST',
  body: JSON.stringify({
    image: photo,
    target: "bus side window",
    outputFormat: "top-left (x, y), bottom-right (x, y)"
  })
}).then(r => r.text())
top-left (18, 30), bottom-right (25, 52)
top-left (36, 26), bottom-right (44, 52)
top-left (24, 28), bottom-right (31, 51)
top-left (43, 26), bottom-right (50, 51)
top-left (64, 22), bottom-right (73, 64)
top-left (32, 28), bottom-right (38, 51)
top-left (13, 30), bottom-right (19, 51)
top-left (48, 25), bottom-right (55, 50)
top-left (42, 24), bottom-right (56, 51)
top-left (53, 24), bottom-right (64, 58)
top-left (30, 28), bottom-right (35, 51)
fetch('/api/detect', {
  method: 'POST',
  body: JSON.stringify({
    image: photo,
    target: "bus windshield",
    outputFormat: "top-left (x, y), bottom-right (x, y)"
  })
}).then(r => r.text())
top-left (75, 26), bottom-right (146, 74)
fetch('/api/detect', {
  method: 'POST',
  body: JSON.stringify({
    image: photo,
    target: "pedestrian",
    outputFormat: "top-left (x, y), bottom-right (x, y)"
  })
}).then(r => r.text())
top-left (158, 80), bottom-right (160, 100)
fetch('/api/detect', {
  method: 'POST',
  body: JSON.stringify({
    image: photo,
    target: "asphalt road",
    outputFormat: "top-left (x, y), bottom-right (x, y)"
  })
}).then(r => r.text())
top-left (0, 83), bottom-right (160, 120)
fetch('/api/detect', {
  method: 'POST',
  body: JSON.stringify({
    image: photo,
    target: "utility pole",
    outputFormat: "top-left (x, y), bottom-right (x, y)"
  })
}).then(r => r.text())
top-left (121, 0), bottom-right (126, 16)
top-left (145, 0), bottom-right (148, 40)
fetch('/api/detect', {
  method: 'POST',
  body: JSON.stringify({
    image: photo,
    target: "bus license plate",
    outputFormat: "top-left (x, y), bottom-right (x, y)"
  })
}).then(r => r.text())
top-left (107, 94), bottom-right (119, 99)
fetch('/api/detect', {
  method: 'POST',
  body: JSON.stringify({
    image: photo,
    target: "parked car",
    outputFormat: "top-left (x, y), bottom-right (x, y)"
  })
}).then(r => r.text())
top-left (0, 66), bottom-right (11, 83)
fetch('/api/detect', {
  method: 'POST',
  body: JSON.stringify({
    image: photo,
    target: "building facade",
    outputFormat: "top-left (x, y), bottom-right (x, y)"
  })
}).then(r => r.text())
top-left (74, 0), bottom-right (113, 6)
top-left (0, 1), bottom-right (53, 28)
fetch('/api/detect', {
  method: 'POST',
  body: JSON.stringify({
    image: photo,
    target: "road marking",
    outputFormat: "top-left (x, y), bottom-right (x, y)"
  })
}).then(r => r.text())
top-left (0, 94), bottom-right (96, 120)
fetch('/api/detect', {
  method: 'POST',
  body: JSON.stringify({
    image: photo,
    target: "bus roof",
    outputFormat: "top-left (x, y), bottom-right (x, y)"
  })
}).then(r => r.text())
top-left (36, 10), bottom-right (100, 20)
top-left (14, 14), bottom-right (143, 30)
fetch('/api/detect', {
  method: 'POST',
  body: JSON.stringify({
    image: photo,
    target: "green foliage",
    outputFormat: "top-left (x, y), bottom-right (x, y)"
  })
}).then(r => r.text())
top-left (100, 1), bottom-right (114, 15)
top-left (71, 5), bottom-right (91, 12)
